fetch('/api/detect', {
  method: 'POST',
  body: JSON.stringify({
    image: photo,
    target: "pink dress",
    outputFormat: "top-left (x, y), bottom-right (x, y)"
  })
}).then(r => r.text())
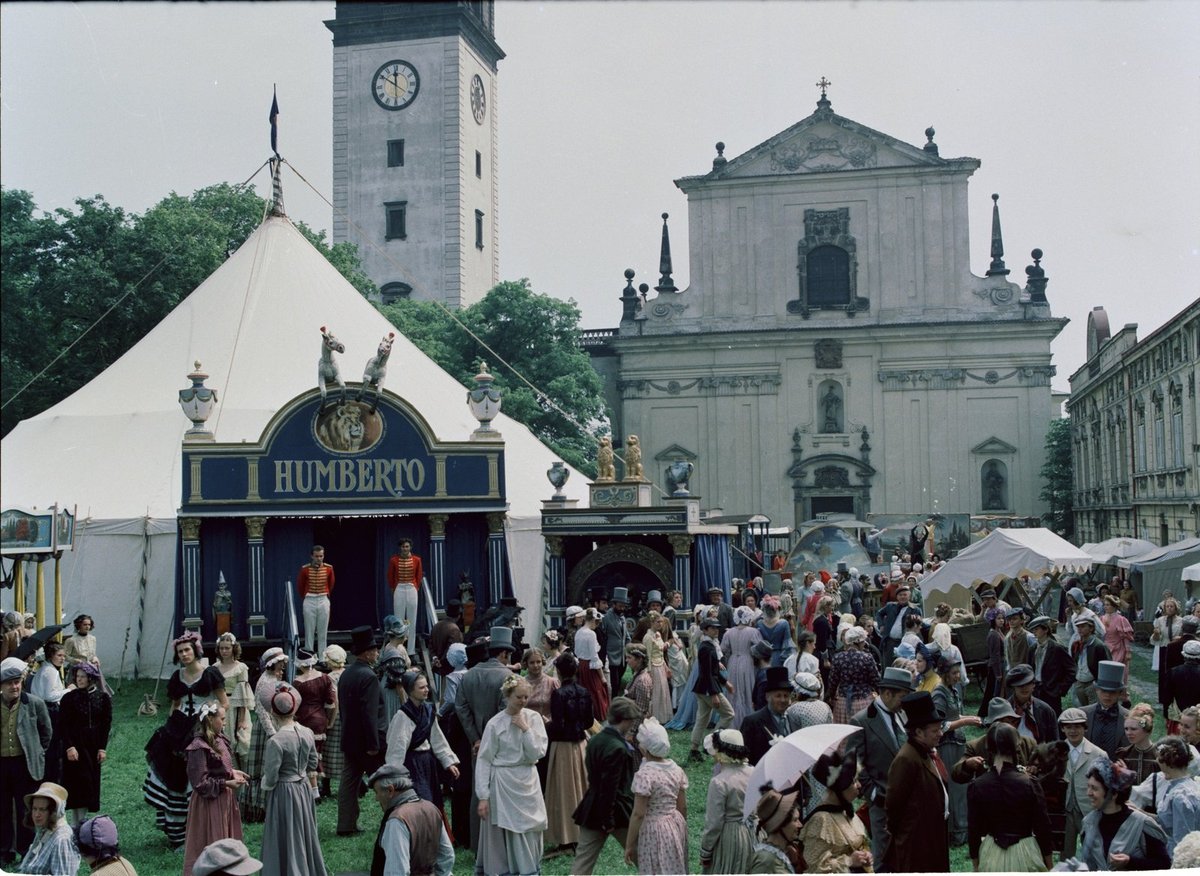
top-left (631, 759), bottom-right (688, 875)
top-left (1103, 611), bottom-right (1134, 683)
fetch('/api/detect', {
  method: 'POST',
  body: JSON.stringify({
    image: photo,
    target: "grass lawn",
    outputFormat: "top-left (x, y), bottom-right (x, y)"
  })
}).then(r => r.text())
top-left (90, 645), bottom-right (1163, 875)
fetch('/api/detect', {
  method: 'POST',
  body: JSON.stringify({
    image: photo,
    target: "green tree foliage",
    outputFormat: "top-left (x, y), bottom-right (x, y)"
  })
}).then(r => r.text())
top-left (380, 280), bottom-right (607, 474)
top-left (0, 185), bottom-right (375, 436)
top-left (1039, 417), bottom-right (1074, 539)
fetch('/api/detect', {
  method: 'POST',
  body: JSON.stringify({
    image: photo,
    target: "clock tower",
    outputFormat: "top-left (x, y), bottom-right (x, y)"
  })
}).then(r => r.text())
top-left (326, 2), bottom-right (504, 309)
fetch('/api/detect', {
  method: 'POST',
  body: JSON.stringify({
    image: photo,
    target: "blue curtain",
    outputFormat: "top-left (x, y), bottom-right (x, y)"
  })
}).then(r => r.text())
top-left (693, 534), bottom-right (731, 606)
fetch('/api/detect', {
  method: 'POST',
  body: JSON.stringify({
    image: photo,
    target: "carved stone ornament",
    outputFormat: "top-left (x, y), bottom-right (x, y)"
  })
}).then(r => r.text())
top-left (813, 466), bottom-right (851, 488)
top-left (814, 339), bottom-right (843, 369)
top-left (667, 534), bottom-right (695, 557)
top-left (428, 514), bottom-right (449, 538)
top-left (486, 512), bottom-right (507, 534)
top-left (244, 517), bottom-right (267, 539)
top-left (973, 285), bottom-right (1016, 306)
top-left (545, 535), bottom-right (564, 557)
top-left (595, 437), bottom-right (616, 482)
top-left (567, 542), bottom-right (674, 594)
top-left (618, 373), bottom-right (782, 398)
top-left (769, 137), bottom-right (878, 173)
top-left (180, 517), bottom-right (202, 541)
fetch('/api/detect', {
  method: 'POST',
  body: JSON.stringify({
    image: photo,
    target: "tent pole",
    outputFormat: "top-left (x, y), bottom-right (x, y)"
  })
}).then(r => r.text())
top-left (34, 559), bottom-right (46, 627)
top-left (54, 555), bottom-right (63, 635)
top-left (13, 559), bottom-right (24, 614)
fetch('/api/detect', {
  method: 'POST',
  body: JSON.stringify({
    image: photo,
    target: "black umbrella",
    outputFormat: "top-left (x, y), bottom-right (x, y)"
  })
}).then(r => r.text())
top-left (16, 623), bottom-right (69, 660)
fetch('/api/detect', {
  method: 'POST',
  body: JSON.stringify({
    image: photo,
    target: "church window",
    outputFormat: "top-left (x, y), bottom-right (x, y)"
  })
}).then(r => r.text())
top-left (981, 459), bottom-right (1008, 511)
top-left (380, 282), bottom-right (412, 304)
top-left (1135, 408), bottom-right (1146, 472)
top-left (385, 202), bottom-right (407, 240)
top-left (817, 380), bottom-right (844, 434)
top-left (475, 210), bottom-right (485, 249)
top-left (806, 246), bottom-right (851, 307)
top-left (789, 207), bottom-right (862, 318)
top-left (1172, 400), bottom-right (1184, 467)
top-left (1153, 405), bottom-right (1165, 469)
top-left (387, 139), bottom-right (405, 167)
top-left (475, 151), bottom-right (483, 178)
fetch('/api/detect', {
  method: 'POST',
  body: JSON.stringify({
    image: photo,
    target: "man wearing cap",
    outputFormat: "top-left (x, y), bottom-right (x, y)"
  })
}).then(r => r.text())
top-left (688, 616), bottom-right (734, 763)
top-left (1069, 616), bottom-right (1111, 707)
top-left (951, 697), bottom-right (1037, 783)
top-left (368, 762), bottom-right (454, 876)
top-left (740, 666), bottom-right (794, 766)
top-left (602, 588), bottom-right (631, 696)
top-left (298, 544), bottom-right (335, 657)
top-left (454, 626), bottom-right (515, 852)
top-left (0, 656), bottom-right (52, 864)
top-left (1004, 608), bottom-right (1035, 673)
top-left (1064, 584), bottom-right (1106, 647)
top-left (1059, 706), bottom-right (1105, 856)
top-left (885, 690), bottom-right (951, 872)
top-left (1029, 615), bottom-right (1074, 713)
top-left (845, 666), bottom-right (914, 869)
top-left (1006, 663), bottom-right (1060, 743)
top-left (875, 583), bottom-right (921, 667)
top-left (337, 626), bottom-right (387, 837)
top-left (1081, 660), bottom-right (1130, 758)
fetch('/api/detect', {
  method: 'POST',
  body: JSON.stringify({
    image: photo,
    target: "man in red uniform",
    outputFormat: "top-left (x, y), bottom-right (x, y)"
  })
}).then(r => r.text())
top-left (387, 539), bottom-right (423, 656)
top-left (298, 545), bottom-right (334, 655)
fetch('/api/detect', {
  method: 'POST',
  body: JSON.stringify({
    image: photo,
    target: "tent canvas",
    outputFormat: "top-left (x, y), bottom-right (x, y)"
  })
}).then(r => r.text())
top-left (1183, 562), bottom-right (1200, 582)
top-left (920, 527), bottom-right (1092, 614)
top-left (1117, 537), bottom-right (1200, 617)
top-left (1, 215), bottom-right (587, 676)
top-left (1079, 537), bottom-right (1158, 567)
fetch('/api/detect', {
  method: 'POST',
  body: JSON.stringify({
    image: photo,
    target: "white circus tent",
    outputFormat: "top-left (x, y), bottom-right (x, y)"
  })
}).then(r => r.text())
top-left (1, 212), bottom-right (587, 676)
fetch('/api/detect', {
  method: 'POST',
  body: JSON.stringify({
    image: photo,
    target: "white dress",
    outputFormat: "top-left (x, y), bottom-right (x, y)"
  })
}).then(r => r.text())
top-left (475, 708), bottom-right (549, 832)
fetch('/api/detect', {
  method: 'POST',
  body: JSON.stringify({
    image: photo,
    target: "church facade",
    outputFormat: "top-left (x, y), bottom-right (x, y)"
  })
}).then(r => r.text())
top-left (590, 91), bottom-right (1066, 531)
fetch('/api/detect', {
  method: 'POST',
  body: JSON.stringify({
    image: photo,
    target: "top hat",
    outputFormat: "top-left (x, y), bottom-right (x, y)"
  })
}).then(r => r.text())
top-left (645, 590), bottom-right (663, 606)
top-left (611, 587), bottom-right (630, 605)
top-left (982, 697), bottom-right (1019, 725)
top-left (899, 690), bottom-right (944, 728)
top-left (1094, 660), bottom-right (1126, 692)
top-left (349, 625), bottom-right (378, 655)
top-left (488, 626), bottom-right (514, 652)
top-left (1006, 663), bottom-right (1035, 687)
top-left (878, 666), bottom-right (915, 691)
top-left (763, 665), bottom-right (792, 694)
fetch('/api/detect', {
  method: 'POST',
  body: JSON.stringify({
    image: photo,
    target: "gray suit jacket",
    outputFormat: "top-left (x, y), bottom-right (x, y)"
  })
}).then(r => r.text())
top-left (601, 609), bottom-right (629, 665)
top-left (1063, 737), bottom-right (1105, 813)
top-left (13, 692), bottom-right (53, 780)
top-left (454, 658), bottom-right (514, 746)
top-left (847, 699), bottom-right (903, 803)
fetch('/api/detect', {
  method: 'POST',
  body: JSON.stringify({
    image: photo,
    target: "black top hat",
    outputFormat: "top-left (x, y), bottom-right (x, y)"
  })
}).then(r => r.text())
top-left (899, 690), bottom-right (944, 729)
top-left (763, 665), bottom-right (792, 693)
top-left (349, 625), bottom-right (378, 655)
top-left (1006, 663), bottom-right (1035, 687)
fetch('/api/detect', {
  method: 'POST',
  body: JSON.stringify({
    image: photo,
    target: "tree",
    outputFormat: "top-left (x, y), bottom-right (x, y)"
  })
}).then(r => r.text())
top-left (1039, 418), bottom-right (1074, 539)
top-left (1, 185), bottom-right (375, 437)
top-left (380, 280), bottom-right (608, 473)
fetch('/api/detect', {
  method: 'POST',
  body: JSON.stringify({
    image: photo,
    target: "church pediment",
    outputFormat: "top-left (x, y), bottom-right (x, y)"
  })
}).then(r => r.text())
top-left (971, 436), bottom-right (1018, 455)
top-left (680, 105), bottom-right (978, 186)
top-left (653, 443), bottom-right (697, 462)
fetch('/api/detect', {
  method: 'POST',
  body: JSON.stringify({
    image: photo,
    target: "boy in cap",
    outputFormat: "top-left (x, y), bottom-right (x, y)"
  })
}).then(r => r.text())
top-left (1081, 660), bottom-right (1129, 757)
top-left (1029, 615), bottom-right (1074, 713)
top-left (1059, 706), bottom-right (1105, 856)
top-left (1006, 662), bottom-right (1059, 742)
top-left (368, 763), bottom-right (454, 876)
top-left (1069, 616), bottom-right (1111, 707)
top-left (688, 616), bottom-right (734, 763)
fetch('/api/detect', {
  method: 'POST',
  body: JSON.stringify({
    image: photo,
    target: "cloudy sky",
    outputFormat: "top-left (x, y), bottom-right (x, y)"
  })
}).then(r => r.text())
top-left (2, 2), bottom-right (1196, 387)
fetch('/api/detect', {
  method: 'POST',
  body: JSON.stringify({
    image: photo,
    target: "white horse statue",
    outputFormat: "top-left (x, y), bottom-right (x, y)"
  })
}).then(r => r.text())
top-left (359, 332), bottom-right (395, 411)
top-left (318, 325), bottom-right (346, 408)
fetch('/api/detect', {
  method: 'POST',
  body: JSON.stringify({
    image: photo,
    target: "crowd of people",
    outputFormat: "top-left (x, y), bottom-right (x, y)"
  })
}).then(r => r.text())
top-left (2, 555), bottom-right (1200, 875)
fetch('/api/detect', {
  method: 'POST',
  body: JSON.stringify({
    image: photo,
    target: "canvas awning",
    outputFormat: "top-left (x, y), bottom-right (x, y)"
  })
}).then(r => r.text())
top-left (1079, 537), bottom-right (1158, 566)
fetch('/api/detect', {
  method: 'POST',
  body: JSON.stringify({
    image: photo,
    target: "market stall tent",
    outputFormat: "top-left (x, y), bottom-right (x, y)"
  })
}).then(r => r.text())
top-left (1, 213), bottom-right (587, 676)
top-left (920, 527), bottom-right (1093, 614)
top-left (1118, 537), bottom-right (1200, 616)
top-left (1079, 537), bottom-right (1158, 567)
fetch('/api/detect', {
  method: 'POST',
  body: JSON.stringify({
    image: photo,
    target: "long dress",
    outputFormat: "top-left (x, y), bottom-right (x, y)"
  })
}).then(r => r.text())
top-left (385, 698), bottom-right (458, 811)
top-left (756, 619), bottom-right (795, 668)
top-left (699, 762), bottom-right (754, 874)
top-left (261, 723), bottom-right (327, 876)
top-left (545, 681), bottom-right (592, 848)
top-left (60, 683), bottom-right (112, 813)
top-left (525, 672), bottom-right (559, 790)
top-left (143, 664), bottom-right (225, 847)
top-left (829, 649), bottom-right (879, 724)
top-left (475, 708), bottom-right (549, 876)
top-left (573, 626), bottom-right (609, 723)
top-left (722, 624), bottom-right (763, 729)
top-left (644, 630), bottom-right (675, 723)
top-left (217, 660), bottom-right (253, 766)
top-left (1103, 611), bottom-right (1135, 684)
top-left (241, 671), bottom-right (280, 823)
top-left (665, 625), bottom-right (703, 730)
top-left (293, 672), bottom-right (335, 775)
top-left (799, 805), bottom-right (874, 873)
top-left (630, 759), bottom-right (689, 875)
top-left (182, 734), bottom-right (243, 876)
top-left (321, 667), bottom-right (345, 793)
top-left (931, 681), bottom-right (968, 846)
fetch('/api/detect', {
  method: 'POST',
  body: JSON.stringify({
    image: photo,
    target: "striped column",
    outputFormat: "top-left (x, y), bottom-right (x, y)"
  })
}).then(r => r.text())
top-left (486, 512), bottom-right (508, 605)
top-left (245, 517), bottom-right (267, 640)
top-left (428, 514), bottom-right (448, 608)
top-left (180, 518), bottom-right (203, 633)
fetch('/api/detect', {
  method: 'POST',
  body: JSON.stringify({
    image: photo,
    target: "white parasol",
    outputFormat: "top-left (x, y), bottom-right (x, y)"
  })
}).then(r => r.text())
top-left (742, 723), bottom-right (862, 819)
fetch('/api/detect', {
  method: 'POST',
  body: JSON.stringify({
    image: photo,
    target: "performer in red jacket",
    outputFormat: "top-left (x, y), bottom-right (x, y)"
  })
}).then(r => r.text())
top-left (387, 539), bottom-right (423, 656)
top-left (298, 545), bottom-right (335, 655)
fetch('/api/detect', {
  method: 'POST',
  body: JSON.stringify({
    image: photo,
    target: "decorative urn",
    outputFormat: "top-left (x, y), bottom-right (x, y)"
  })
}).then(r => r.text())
top-left (546, 461), bottom-right (570, 499)
top-left (178, 361), bottom-right (218, 441)
top-left (666, 459), bottom-right (694, 497)
top-left (467, 362), bottom-right (503, 438)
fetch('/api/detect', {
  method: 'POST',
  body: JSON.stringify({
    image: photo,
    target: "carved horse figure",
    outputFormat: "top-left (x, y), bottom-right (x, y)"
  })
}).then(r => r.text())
top-left (359, 332), bottom-right (395, 412)
top-left (318, 325), bottom-right (346, 408)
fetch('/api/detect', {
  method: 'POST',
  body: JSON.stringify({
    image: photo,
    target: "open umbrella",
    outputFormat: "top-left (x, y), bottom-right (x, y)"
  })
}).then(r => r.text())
top-left (16, 623), bottom-right (70, 660)
top-left (743, 722), bottom-right (862, 819)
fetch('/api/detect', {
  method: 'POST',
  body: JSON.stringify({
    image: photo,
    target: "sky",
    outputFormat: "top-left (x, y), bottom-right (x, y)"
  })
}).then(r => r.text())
top-left (2, 1), bottom-right (1197, 390)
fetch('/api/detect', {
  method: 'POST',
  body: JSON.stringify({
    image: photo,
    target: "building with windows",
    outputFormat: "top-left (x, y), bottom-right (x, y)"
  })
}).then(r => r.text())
top-left (588, 90), bottom-right (1066, 531)
top-left (326, 2), bottom-right (502, 308)
top-left (1068, 299), bottom-right (1200, 546)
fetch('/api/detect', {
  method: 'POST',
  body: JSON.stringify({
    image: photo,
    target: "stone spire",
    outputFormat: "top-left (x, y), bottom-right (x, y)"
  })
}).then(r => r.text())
top-left (654, 213), bottom-right (677, 294)
top-left (986, 193), bottom-right (1008, 276)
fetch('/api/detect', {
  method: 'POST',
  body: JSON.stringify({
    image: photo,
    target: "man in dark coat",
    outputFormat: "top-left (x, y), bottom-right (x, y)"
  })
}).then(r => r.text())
top-left (1162, 618), bottom-right (1199, 714)
top-left (1081, 660), bottom-right (1129, 757)
top-left (1168, 639), bottom-right (1200, 714)
top-left (1006, 663), bottom-right (1060, 743)
top-left (707, 587), bottom-right (735, 636)
top-left (601, 587), bottom-right (631, 696)
top-left (337, 626), bottom-right (387, 836)
top-left (1030, 615), bottom-right (1074, 713)
top-left (429, 599), bottom-right (464, 681)
top-left (570, 697), bottom-right (639, 875)
top-left (740, 666), bottom-right (793, 766)
top-left (845, 666), bottom-right (914, 870)
top-left (687, 616), bottom-right (734, 762)
top-left (885, 690), bottom-right (951, 873)
top-left (951, 697), bottom-right (1038, 783)
top-left (875, 584), bottom-right (922, 667)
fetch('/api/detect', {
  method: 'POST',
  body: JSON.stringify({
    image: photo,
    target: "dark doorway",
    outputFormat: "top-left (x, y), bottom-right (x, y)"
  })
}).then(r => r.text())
top-left (811, 495), bottom-right (855, 517)
top-left (575, 562), bottom-right (663, 612)
top-left (313, 517), bottom-right (384, 631)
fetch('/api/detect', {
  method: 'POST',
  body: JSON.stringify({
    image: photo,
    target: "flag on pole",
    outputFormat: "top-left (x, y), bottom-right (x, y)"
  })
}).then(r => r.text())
top-left (269, 87), bottom-right (280, 156)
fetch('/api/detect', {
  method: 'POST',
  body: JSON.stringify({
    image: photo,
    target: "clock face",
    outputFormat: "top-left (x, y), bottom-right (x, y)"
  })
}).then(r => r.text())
top-left (372, 60), bottom-right (419, 110)
top-left (470, 74), bottom-right (486, 124)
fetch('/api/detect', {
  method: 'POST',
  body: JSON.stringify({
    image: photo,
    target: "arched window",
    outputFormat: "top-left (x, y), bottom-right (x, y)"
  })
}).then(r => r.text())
top-left (817, 379), bottom-right (844, 434)
top-left (806, 246), bottom-right (851, 306)
top-left (380, 282), bottom-right (412, 305)
top-left (981, 459), bottom-right (1008, 511)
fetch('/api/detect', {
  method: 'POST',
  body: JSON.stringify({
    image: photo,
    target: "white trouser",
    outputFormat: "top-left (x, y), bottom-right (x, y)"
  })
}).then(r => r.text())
top-left (393, 583), bottom-right (418, 653)
top-left (303, 594), bottom-right (330, 655)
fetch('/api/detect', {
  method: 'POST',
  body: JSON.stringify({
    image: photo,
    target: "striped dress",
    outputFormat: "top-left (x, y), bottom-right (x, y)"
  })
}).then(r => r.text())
top-left (239, 671), bottom-right (281, 822)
